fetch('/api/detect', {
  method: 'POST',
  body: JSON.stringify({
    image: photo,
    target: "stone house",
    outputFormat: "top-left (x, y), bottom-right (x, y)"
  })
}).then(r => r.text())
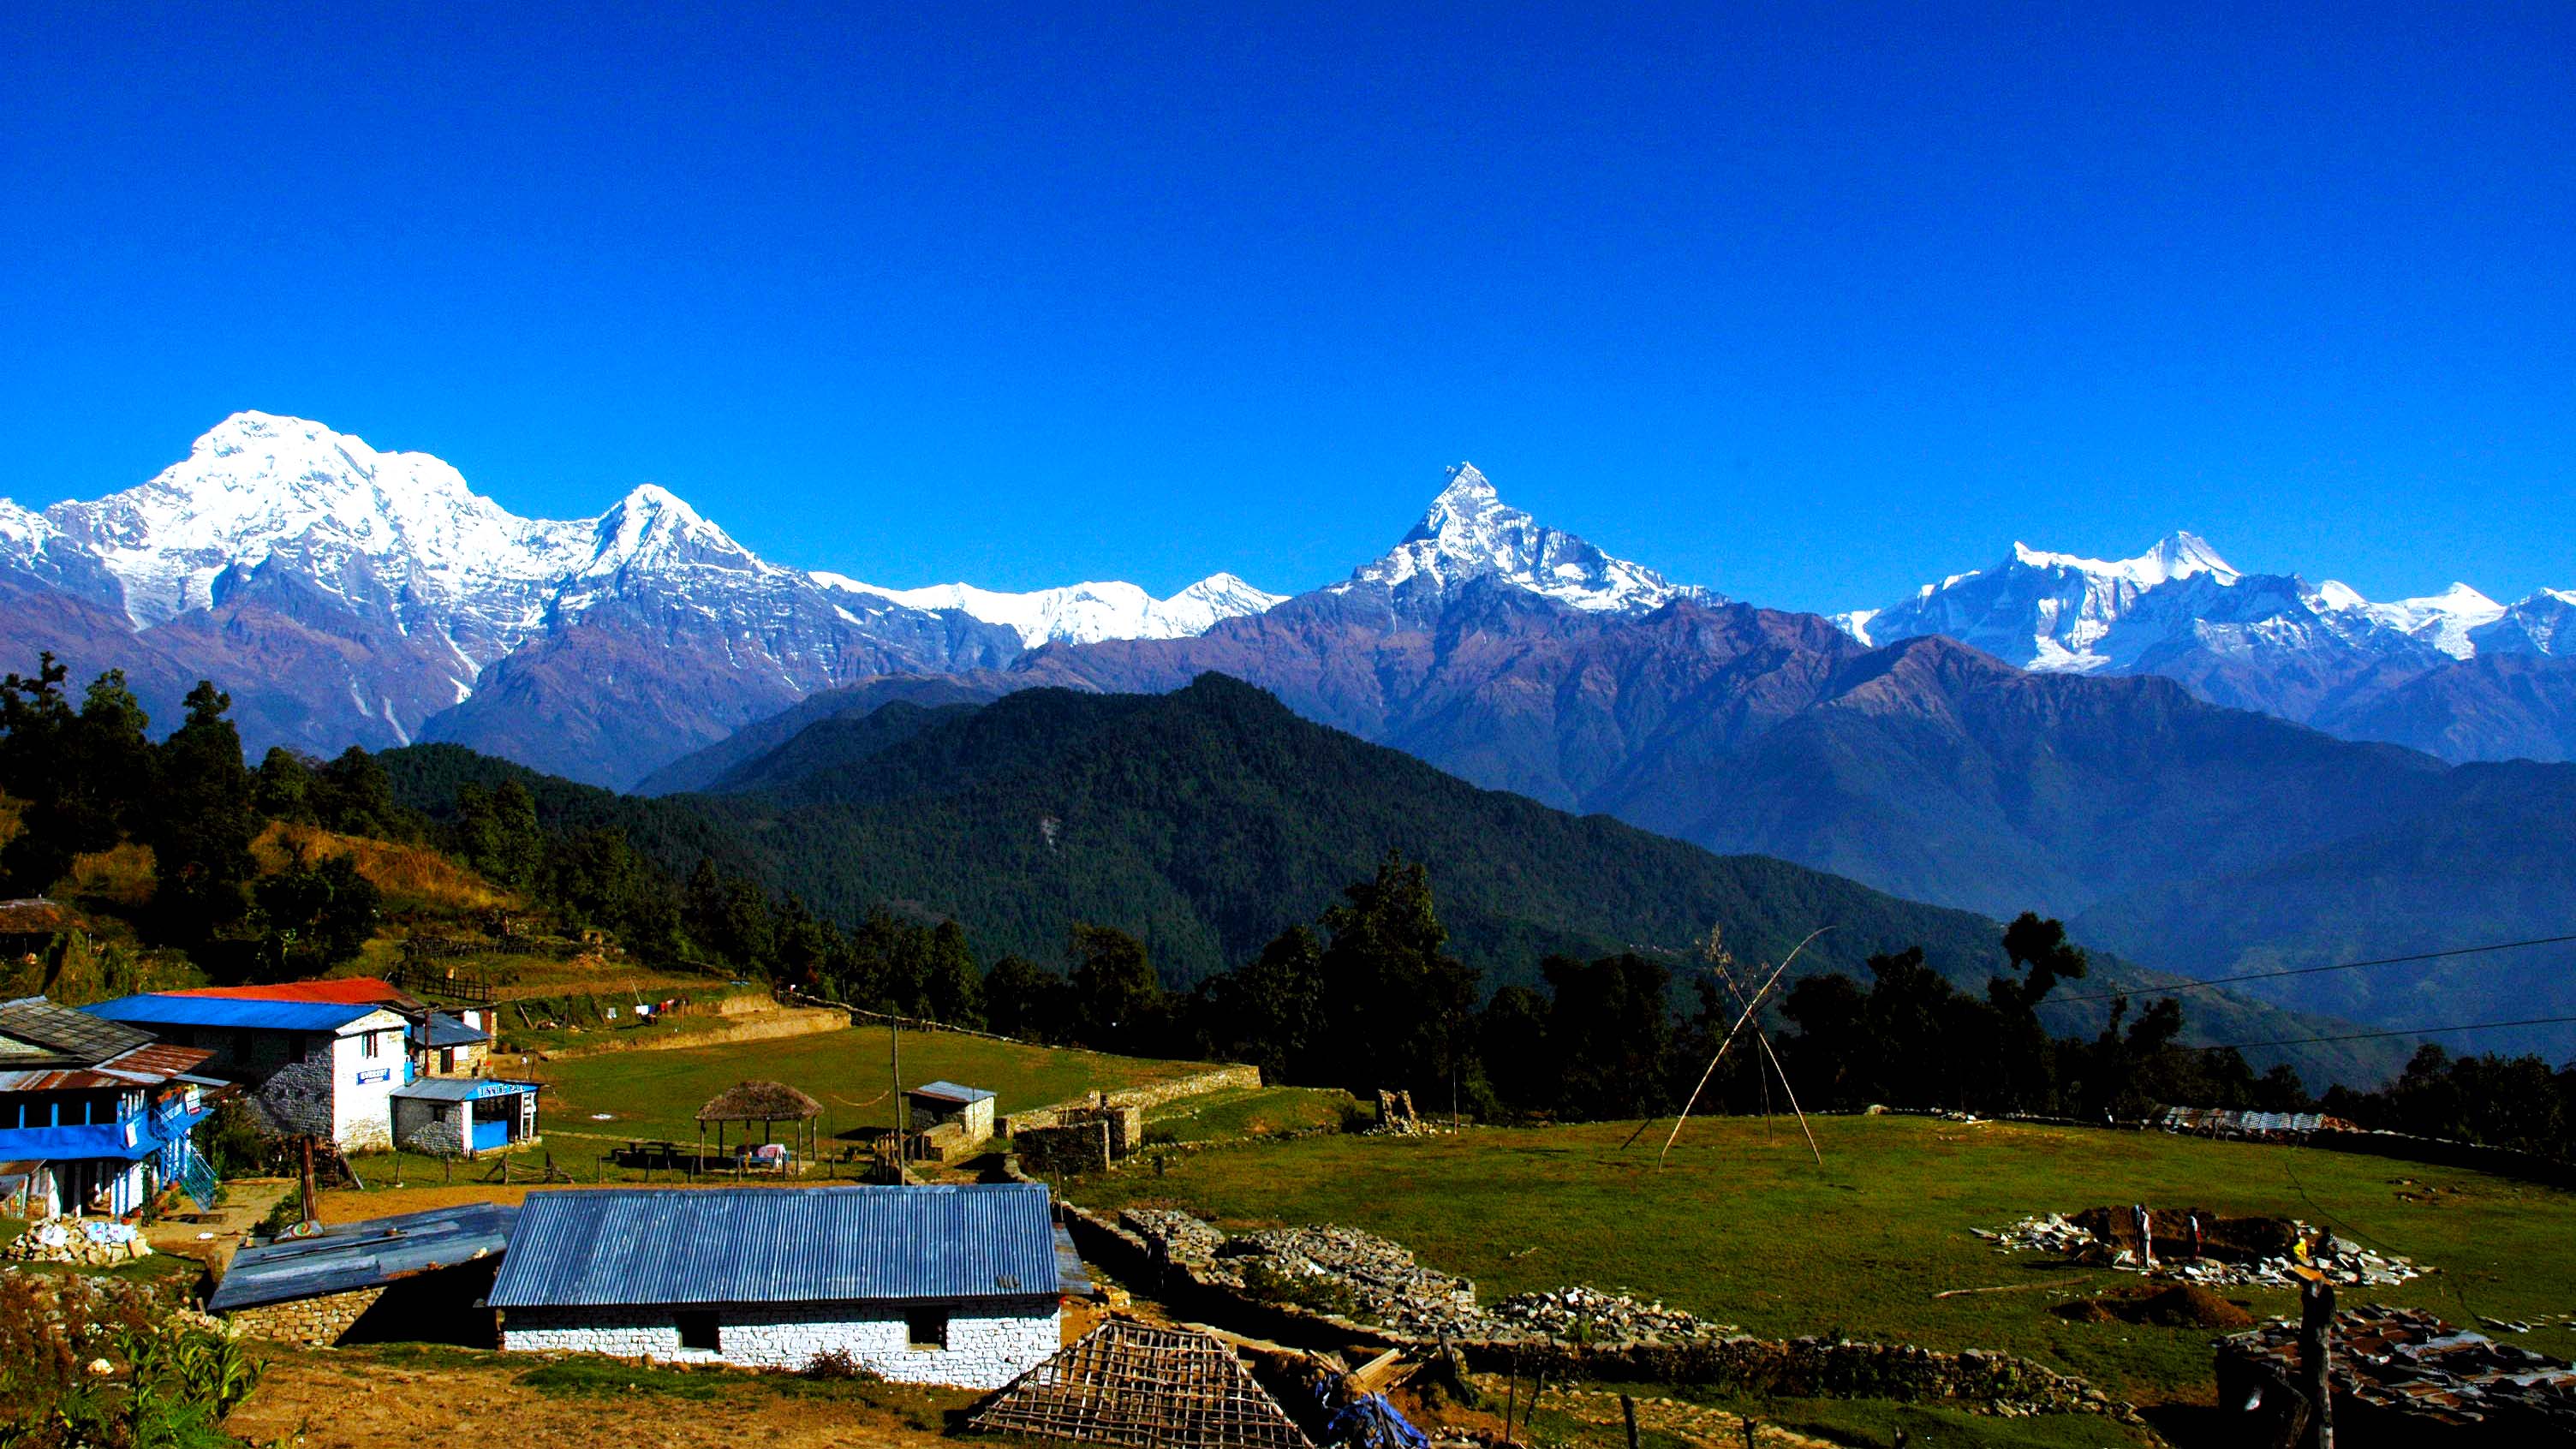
top-left (391, 1076), bottom-right (542, 1156)
top-left (83, 993), bottom-right (411, 1150)
top-left (412, 1011), bottom-right (492, 1076)
top-left (908, 1080), bottom-right (996, 1143)
top-left (489, 1183), bottom-right (1064, 1387)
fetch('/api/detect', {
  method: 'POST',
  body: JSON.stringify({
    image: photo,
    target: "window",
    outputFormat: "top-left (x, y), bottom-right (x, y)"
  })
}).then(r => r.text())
top-left (905, 1309), bottom-right (949, 1351)
top-left (361, 1031), bottom-right (382, 1059)
top-left (674, 1311), bottom-right (720, 1352)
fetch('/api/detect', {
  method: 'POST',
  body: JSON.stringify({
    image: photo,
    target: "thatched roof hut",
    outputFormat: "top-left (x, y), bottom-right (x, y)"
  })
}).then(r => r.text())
top-left (697, 1080), bottom-right (821, 1124)
top-left (695, 1080), bottom-right (825, 1173)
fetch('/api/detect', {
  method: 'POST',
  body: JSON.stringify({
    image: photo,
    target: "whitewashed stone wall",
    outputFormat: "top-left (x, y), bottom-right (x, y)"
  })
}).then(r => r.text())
top-left (329, 1017), bottom-right (406, 1151)
top-left (500, 1298), bottom-right (1059, 1389)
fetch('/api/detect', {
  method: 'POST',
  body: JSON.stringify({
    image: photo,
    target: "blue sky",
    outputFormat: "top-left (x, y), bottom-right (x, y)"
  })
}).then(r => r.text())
top-left (3, 3), bottom-right (2568, 611)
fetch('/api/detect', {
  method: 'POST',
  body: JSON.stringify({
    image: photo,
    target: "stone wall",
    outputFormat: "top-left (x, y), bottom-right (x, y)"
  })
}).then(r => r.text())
top-left (499, 1299), bottom-right (1058, 1388)
top-left (253, 1043), bottom-right (339, 1142)
top-left (1051, 1201), bottom-right (2135, 1423)
top-left (1001, 1064), bottom-right (1261, 1136)
top-left (229, 1285), bottom-right (387, 1346)
top-left (540, 1007), bottom-right (849, 1061)
top-left (1057, 1104), bottom-right (1143, 1157)
top-left (1017, 1120), bottom-right (1112, 1177)
top-left (395, 1097), bottom-right (468, 1156)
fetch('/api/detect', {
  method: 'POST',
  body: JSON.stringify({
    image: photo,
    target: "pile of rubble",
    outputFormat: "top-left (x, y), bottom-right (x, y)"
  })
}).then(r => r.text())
top-left (1484, 1285), bottom-right (1738, 1345)
top-left (1974, 1213), bottom-right (2421, 1289)
top-left (1226, 1224), bottom-right (1482, 1334)
top-left (2219, 1305), bottom-right (2576, 1440)
top-left (3, 1216), bottom-right (153, 1267)
top-left (1119, 1209), bottom-right (1740, 1346)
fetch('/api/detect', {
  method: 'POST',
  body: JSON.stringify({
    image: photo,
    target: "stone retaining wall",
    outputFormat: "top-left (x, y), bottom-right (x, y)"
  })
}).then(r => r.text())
top-left (1017, 1120), bottom-right (1112, 1178)
top-left (229, 1285), bottom-right (386, 1346)
top-left (540, 1007), bottom-right (848, 1060)
top-left (1050, 1200), bottom-right (2132, 1422)
top-left (1001, 1064), bottom-right (1261, 1136)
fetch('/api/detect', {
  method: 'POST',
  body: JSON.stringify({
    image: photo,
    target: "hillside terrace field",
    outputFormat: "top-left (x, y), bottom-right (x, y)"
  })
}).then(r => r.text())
top-left (1072, 1114), bottom-right (2576, 1443)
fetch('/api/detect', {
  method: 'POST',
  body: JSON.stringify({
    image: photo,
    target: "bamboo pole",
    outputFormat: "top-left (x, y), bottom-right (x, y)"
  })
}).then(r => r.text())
top-left (1659, 927), bottom-right (1831, 1168)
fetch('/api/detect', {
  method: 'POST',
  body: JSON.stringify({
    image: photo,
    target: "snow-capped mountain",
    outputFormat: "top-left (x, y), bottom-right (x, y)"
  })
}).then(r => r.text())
top-left (1834, 532), bottom-right (2242, 671)
top-left (0, 413), bottom-right (1299, 783)
top-left (1335, 462), bottom-right (1714, 616)
top-left (812, 572), bottom-right (1285, 647)
top-left (1837, 533), bottom-right (2573, 760)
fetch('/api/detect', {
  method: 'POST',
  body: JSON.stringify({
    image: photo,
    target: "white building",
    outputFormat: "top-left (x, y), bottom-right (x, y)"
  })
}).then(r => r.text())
top-left (489, 1183), bottom-right (1065, 1388)
top-left (82, 993), bottom-right (412, 1150)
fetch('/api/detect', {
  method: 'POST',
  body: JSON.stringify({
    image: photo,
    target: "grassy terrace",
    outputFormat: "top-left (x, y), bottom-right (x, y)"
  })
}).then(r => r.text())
top-left (324, 1026), bottom-right (1210, 1201)
top-left (1071, 1114), bottom-right (2576, 1431)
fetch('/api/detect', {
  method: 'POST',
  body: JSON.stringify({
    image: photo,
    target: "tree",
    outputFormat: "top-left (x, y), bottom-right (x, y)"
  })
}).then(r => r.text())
top-left (921, 921), bottom-right (985, 1028)
top-left (454, 779), bottom-right (543, 891)
top-left (983, 954), bottom-right (1067, 1041)
top-left (1309, 852), bottom-right (1480, 1102)
top-left (145, 682), bottom-right (258, 943)
top-left (1193, 923), bottom-right (1327, 1080)
top-left (1068, 922), bottom-right (1162, 1051)
top-left (1541, 953), bottom-right (1675, 1122)
top-left (253, 849), bottom-right (383, 978)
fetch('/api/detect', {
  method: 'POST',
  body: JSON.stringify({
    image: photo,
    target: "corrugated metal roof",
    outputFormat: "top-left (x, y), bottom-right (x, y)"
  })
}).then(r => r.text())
top-left (0, 1038), bottom-right (213, 1091)
top-left (0, 999), bottom-right (156, 1068)
top-left (413, 1012), bottom-right (490, 1049)
top-left (486, 1183), bottom-right (1060, 1309)
top-left (392, 1077), bottom-right (540, 1102)
top-left (85, 994), bottom-right (391, 1034)
top-left (909, 1080), bottom-right (995, 1105)
top-left (209, 1203), bottom-right (519, 1311)
top-left (171, 978), bottom-right (424, 1009)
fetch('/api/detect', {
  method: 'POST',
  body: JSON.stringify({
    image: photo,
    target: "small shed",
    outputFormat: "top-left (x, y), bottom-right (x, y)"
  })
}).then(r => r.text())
top-left (488, 1184), bottom-right (1064, 1386)
top-left (391, 1077), bottom-right (541, 1157)
top-left (696, 1079), bottom-right (821, 1167)
top-left (0, 899), bottom-right (75, 957)
top-left (908, 1080), bottom-right (996, 1144)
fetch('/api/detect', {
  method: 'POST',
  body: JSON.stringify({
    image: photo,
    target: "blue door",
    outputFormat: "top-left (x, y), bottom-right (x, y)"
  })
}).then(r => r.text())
top-left (471, 1109), bottom-right (509, 1152)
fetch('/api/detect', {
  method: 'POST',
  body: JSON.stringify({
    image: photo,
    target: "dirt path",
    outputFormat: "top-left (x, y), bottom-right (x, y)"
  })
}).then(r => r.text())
top-left (144, 1177), bottom-right (295, 1276)
top-left (227, 1347), bottom-right (971, 1449)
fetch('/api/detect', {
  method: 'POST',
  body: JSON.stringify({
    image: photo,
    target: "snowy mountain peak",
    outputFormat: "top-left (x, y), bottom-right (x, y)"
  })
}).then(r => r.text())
top-left (2008, 530), bottom-right (2238, 587)
top-left (814, 569), bottom-right (1285, 647)
top-left (1348, 461), bottom-right (1708, 615)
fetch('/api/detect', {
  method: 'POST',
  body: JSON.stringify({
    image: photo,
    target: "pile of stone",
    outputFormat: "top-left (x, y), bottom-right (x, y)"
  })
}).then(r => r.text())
top-left (3, 1216), bottom-right (153, 1267)
top-left (1974, 1213), bottom-right (2420, 1289)
top-left (1223, 1224), bottom-right (1482, 1335)
top-left (1484, 1285), bottom-right (1738, 1345)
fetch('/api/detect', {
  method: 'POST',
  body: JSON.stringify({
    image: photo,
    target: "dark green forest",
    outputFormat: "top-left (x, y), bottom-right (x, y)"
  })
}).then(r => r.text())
top-left (16, 653), bottom-right (2564, 1154)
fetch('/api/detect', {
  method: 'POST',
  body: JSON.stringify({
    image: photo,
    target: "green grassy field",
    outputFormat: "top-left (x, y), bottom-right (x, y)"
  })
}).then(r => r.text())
top-left (1071, 1114), bottom-right (2576, 1421)
top-left (1142, 1084), bottom-right (1359, 1143)
top-left (336, 1026), bottom-right (1211, 1188)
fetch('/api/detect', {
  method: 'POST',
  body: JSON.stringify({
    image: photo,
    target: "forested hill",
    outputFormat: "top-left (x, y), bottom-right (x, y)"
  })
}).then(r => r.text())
top-left (383, 674), bottom-right (2388, 1080)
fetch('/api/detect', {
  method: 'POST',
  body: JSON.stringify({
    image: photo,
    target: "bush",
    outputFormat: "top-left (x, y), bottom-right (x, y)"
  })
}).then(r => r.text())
top-left (802, 1346), bottom-right (875, 1380)
top-left (0, 1273), bottom-right (262, 1449)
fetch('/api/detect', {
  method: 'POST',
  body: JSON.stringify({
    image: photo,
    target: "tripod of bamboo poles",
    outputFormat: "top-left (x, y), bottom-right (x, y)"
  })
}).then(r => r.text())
top-left (1620, 925), bottom-right (1833, 1169)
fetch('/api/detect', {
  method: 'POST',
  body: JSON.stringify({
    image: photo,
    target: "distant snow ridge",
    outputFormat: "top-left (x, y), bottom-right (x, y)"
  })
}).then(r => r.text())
top-left (1341, 462), bottom-right (1714, 614)
top-left (1836, 530), bottom-right (2567, 672)
top-left (815, 572), bottom-right (1285, 647)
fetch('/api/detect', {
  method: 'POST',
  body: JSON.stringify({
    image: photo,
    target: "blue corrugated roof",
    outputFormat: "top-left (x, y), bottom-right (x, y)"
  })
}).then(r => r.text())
top-left (85, 994), bottom-right (385, 1034)
top-left (392, 1077), bottom-right (540, 1102)
top-left (910, 1080), bottom-right (995, 1105)
top-left (209, 1203), bottom-right (518, 1310)
top-left (486, 1183), bottom-right (1059, 1309)
top-left (414, 1012), bottom-right (490, 1049)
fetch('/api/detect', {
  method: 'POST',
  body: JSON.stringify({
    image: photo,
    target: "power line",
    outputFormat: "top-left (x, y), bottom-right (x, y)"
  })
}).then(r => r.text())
top-left (2053, 933), bottom-right (2576, 1006)
top-left (2185, 1012), bottom-right (2576, 1053)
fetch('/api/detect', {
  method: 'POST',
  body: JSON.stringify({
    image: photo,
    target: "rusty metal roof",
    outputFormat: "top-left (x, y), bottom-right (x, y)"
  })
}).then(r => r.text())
top-left (486, 1183), bottom-right (1060, 1309)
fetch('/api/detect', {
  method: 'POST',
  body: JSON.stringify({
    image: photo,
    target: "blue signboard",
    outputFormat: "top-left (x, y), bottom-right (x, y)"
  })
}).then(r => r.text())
top-left (355, 1067), bottom-right (393, 1084)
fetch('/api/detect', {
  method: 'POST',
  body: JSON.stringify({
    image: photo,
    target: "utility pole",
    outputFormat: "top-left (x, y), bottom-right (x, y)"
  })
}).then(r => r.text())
top-left (887, 1017), bottom-right (903, 1176)
top-left (298, 1135), bottom-right (317, 1228)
